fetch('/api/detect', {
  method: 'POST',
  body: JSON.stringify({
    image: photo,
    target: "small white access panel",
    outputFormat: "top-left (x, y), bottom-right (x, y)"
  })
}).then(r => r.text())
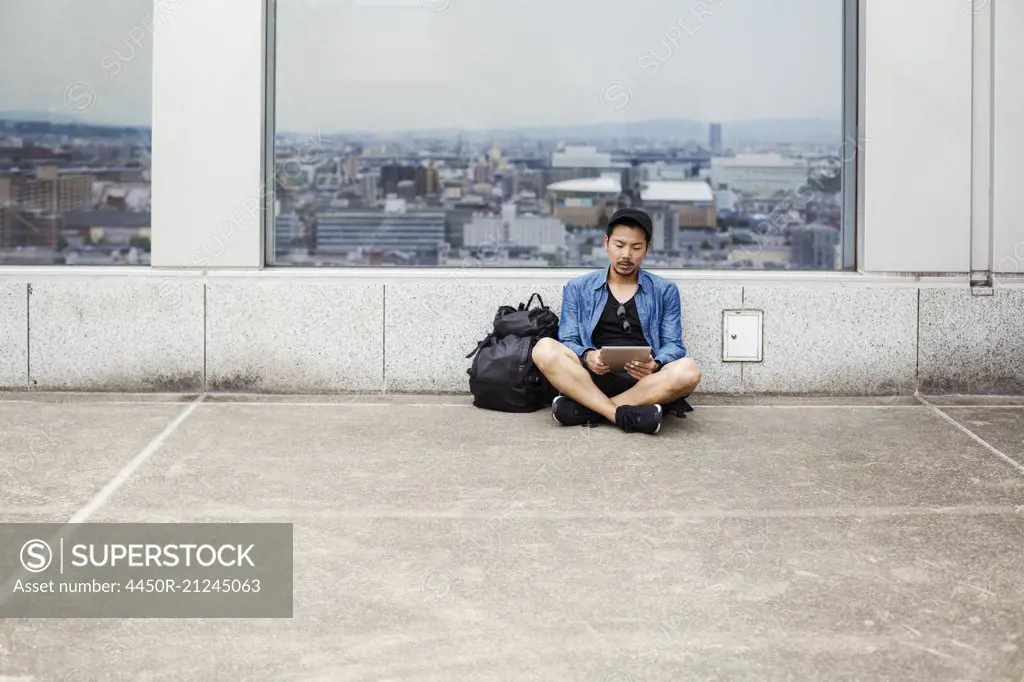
top-left (722, 310), bottom-right (763, 362)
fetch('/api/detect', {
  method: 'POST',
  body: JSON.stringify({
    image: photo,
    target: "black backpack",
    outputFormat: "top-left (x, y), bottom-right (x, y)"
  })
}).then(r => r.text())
top-left (465, 293), bottom-right (560, 412)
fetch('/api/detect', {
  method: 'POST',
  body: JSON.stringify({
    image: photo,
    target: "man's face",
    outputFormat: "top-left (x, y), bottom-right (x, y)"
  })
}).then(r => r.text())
top-left (604, 223), bottom-right (649, 277)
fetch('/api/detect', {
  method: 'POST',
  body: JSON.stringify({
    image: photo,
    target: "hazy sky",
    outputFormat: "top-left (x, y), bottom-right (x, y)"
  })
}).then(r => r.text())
top-left (0, 0), bottom-right (154, 126)
top-left (1, 0), bottom-right (842, 131)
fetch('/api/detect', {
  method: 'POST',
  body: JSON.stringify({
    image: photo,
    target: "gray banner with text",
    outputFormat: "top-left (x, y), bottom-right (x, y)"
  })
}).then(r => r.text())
top-left (0, 523), bottom-right (292, 618)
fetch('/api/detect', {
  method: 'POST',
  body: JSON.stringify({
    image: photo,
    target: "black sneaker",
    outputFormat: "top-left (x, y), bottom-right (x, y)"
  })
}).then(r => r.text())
top-left (615, 404), bottom-right (663, 434)
top-left (551, 395), bottom-right (602, 427)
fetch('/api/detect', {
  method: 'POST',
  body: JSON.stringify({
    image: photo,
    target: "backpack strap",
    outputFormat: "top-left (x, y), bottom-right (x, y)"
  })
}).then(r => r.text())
top-left (516, 335), bottom-right (535, 382)
top-left (465, 332), bottom-right (495, 359)
top-left (524, 293), bottom-right (545, 310)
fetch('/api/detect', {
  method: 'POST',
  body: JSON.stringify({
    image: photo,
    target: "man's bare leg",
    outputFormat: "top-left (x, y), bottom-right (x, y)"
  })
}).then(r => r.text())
top-left (531, 338), bottom-right (619, 422)
top-left (609, 358), bottom-right (702, 408)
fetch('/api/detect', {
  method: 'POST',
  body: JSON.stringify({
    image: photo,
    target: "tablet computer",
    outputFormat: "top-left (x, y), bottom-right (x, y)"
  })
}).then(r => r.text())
top-left (596, 346), bottom-right (652, 371)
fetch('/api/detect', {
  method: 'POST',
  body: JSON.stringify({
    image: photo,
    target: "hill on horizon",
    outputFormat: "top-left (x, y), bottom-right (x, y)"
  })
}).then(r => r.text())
top-left (0, 111), bottom-right (840, 147)
top-left (0, 111), bottom-right (149, 129)
top-left (308, 117), bottom-right (841, 147)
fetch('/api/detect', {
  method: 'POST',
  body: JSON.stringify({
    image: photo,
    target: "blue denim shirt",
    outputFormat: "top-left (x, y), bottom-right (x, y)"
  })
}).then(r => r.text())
top-left (559, 267), bottom-right (687, 366)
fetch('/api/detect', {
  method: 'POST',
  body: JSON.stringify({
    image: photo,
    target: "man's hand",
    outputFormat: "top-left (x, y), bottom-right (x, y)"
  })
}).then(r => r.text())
top-left (585, 350), bottom-right (611, 375)
top-left (625, 355), bottom-right (658, 380)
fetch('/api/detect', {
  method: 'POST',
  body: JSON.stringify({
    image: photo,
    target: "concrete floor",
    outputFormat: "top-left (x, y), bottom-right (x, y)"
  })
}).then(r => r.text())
top-left (1, 391), bottom-right (1023, 682)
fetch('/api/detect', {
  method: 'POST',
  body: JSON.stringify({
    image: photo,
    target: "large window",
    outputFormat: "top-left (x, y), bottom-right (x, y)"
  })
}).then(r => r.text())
top-left (0, 0), bottom-right (153, 266)
top-left (270, 0), bottom-right (850, 270)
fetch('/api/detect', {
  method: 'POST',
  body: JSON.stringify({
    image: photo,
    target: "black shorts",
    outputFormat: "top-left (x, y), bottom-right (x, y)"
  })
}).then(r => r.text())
top-left (587, 368), bottom-right (639, 397)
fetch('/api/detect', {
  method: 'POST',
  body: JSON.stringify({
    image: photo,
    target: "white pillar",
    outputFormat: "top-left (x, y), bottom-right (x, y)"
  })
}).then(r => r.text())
top-left (150, 0), bottom-right (266, 269)
top-left (860, 0), bottom-right (973, 272)
top-left (993, 0), bottom-right (1024, 275)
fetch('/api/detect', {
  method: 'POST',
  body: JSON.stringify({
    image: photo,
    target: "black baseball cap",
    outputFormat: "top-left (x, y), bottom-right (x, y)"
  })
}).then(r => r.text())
top-left (607, 207), bottom-right (653, 242)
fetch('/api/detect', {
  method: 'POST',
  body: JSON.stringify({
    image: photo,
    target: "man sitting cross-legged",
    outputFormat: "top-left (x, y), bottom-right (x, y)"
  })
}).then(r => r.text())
top-left (532, 207), bottom-right (702, 435)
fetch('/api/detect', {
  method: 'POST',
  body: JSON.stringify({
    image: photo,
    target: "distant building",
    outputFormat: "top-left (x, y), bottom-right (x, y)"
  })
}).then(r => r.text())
top-left (542, 166), bottom-right (607, 195)
top-left (543, 145), bottom-right (619, 199)
top-left (275, 212), bottom-right (303, 252)
top-left (709, 123), bottom-right (723, 154)
top-left (61, 210), bottom-right (151, 246)
top-left (0, 206), bottom-right (59, 248)
top-left (360, 172), bottom-right (379, 202)
top-left (642, 162), bottom-right (690, 181)
top-left (790, 224), bottom-right (840, 269)
top-left (380, 164), bottom-right (416, 197)
top-left (648, 209), bottom-right (676, 253)
top-left (641, 180), bottom-right (716, 228)
top-left (492, 172), bottom-right (516, 201)
top-left (545, 174), bottom-right (622, 228)
top-left (415, 162), bottom-right (439, 197)
top-left (396, 179), bottom-right (416, 202)
top-left (714, 188), bottom-right (739, 215)
top-left (443, 206), bottom-right (479, 249)
top-left (343, 154), bottom-right (359, 182)
top-left (464, 203), bottom-right (566, 249)
top-left (0, 166), bottom-right (94, 246)
top-left (0, 166), bottom-right (93, 214)
top-left (640, 180), bottom-right (717, 252)
top-left (95, 184), bottom-right (150, 212)
top-left (314, 173), bottom-right (342, 192)
top-left (545, 175), bottom-right (716, 238)
top-left (551, 146), bottom-right (613, 169)
top-left (727, 244), bottom-right (792, 268)
top-left (0, 143), bottom-right (70, 166)
top-left (711, 153), bottom-right (811, 196)
top-left (472, 163), bottom-right (492, 185)
top-left (314, 201), bottom-right (445, 256)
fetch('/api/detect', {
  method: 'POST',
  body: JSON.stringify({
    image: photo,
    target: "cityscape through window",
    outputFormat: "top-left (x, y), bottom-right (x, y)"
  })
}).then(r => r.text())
top-left (271, 0), bottom-right (847, 269)
top-left (0, 0), bottom-right (155, 266)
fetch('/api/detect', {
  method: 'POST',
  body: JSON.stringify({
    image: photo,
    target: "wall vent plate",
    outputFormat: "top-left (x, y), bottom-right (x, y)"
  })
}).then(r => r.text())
top-left (722, 309), bottom-right (763, 362)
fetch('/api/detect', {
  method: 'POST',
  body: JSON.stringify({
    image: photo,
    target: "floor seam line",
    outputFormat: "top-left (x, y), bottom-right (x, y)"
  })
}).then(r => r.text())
top-left (916, 394), bottom-right (1024, 475)
top-left (67, 393), bottom-right (207, 523)
top-left (177, 505), bottom-right (1023, 520)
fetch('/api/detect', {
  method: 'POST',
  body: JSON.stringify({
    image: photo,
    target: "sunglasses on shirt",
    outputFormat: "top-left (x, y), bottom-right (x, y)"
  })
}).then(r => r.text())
top-left (616, 304), bottom-right (631, 334)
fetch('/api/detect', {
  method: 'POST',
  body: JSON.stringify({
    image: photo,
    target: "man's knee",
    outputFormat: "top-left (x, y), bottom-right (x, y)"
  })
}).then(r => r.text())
top-left (531, 337), bottom-right (564, 369)
top-left (663, 357), bottom-right (701, 393)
